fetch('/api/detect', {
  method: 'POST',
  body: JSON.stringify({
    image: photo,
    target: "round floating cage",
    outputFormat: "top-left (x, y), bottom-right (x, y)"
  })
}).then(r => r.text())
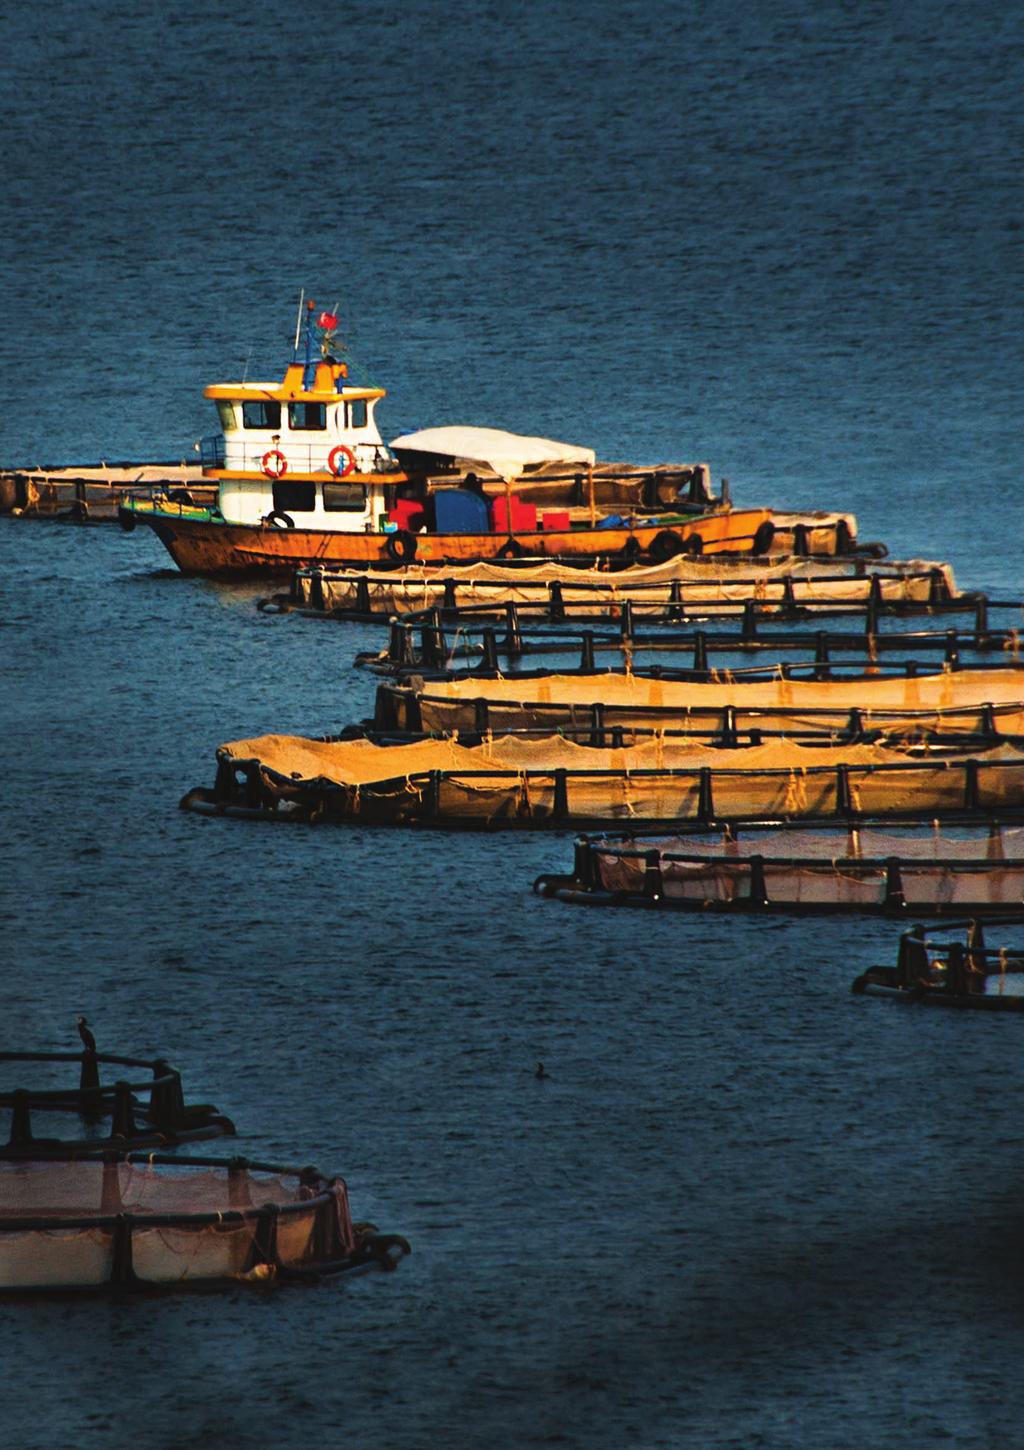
top-left (852, 917), bottom-right (1024, 1010)
top-left (534, 822), bottom-right (1024, 915)
top-left (0, 1152), bottom-right (410, 1293)
top-left (0, 1048), bottom-right (235, 1157)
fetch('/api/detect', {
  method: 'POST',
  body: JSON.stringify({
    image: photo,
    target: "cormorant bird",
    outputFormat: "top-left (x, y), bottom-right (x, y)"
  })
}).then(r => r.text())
top-left (76, 1015), bottom-right (96, 1053)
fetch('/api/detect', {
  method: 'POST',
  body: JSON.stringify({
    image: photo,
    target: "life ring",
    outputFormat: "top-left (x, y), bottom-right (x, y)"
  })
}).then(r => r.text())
top-left (328, 445), bottom-right (356, 478)
top-left (385, 529), bottom-right (417, 562)
top-left (261, 449), bottom-right (288, 479)
top-left (265, 510), bottom-right (295, 529)
top-left (496, 538), bottom-right (525, 559)
top-left (648, 528), bottom-right (685, 562)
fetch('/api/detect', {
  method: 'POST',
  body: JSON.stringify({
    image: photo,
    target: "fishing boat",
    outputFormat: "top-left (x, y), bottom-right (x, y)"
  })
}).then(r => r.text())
top-left (118, 297), bottom-right (837, 574)
top-left (852, 919), bottom-right (1024, 1009)
top-left (0, 1151), bottom-right (410, 1293)
top-left (533, 822), bottom-right (1024, 915)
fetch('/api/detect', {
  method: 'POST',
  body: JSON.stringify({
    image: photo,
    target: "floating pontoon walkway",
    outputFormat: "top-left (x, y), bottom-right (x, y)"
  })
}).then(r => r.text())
top-left (0, 463), bottom-right (213, 521)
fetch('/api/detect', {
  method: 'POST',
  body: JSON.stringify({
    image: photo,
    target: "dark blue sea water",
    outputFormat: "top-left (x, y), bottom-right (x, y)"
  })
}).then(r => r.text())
top-left (2, 2), bottom-right (1023, 1446)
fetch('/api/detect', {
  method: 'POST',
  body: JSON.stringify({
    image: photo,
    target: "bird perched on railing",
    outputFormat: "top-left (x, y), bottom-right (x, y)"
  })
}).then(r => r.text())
top-left (76, 1015), bottom-right (97, 1053)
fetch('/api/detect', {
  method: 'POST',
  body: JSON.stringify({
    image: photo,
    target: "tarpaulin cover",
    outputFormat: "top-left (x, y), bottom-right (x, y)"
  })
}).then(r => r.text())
top-left (389, 426), bottom-right (597, 481)
top-left (414, 666), bottom-right (1022, 711)
top-left (215, 732), bottom-right (1024, 824)
top-left (410, 666), bottom-right (1024, 736)
top-left (295, 555), bottom-right (957, 615)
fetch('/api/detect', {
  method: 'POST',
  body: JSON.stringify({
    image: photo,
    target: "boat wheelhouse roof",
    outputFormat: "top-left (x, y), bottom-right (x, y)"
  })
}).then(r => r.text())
top-left (389, 426), bottom-right (597, 481)
top-left (205, 361), bottom-right (385, 406)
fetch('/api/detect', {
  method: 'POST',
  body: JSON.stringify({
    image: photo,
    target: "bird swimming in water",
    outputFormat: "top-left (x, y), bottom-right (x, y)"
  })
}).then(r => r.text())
top-left (76, 1015), bottom-right (96, 1053)
top-left (535, 1061), bottom-right (548, 1080)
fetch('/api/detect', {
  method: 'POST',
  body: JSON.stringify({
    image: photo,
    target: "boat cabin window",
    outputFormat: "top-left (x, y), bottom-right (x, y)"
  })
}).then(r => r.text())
top-left (288, 402), bottom-right (327, 431)
top-left (345, 400), bottom-right (367, 429)
top-left (243, 400), bottom-right (281, 430)
top-left (323, 481), bottom-right (367, 512)
top-left (272, 480), bottom-right (316, 513)
top-left (216, 401), bottom-right (238, 432)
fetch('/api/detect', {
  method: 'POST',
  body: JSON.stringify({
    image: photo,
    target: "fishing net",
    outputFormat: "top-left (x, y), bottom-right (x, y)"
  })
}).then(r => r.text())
top-left (295, 556), bottom-right (955, 616)
top-left (591, 828), bottom-right (1024, 908)
top-left (215, 733), bottom-right (1024, 825)
top-left (411, 667), bottom-right (1024, 735)
top-left (0, 1159), bottom-right (354, 1289)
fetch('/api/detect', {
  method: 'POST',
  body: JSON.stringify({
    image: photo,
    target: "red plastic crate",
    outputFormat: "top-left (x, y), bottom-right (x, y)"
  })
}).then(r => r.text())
top-left (491, 495), bottom-right (538, 532)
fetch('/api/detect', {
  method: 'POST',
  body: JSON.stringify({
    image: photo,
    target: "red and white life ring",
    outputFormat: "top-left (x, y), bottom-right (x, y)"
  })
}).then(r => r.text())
top-left (328, 444), bottom-right (357, 478)
top-left (261, 449), bottom-right (288, 479)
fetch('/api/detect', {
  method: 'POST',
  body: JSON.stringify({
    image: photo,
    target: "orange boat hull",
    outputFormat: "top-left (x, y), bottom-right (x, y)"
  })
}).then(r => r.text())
top-left (135, 508), bottom-right (773, 576)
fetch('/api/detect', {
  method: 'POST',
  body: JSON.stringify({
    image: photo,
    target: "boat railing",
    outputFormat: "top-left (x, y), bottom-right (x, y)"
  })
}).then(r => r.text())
top-left (204, 437), bottom-right (401, 475)
top-left (198, 435), bottom-right (226, 467)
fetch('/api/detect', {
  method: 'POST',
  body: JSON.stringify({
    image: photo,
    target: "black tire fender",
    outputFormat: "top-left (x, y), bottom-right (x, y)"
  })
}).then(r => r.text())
top-left (386, 529), bottom-right (418, 562)
top-left (649, 528), bottom-right (685, 562)
top-left (265, 510), bottom-right (295, 529)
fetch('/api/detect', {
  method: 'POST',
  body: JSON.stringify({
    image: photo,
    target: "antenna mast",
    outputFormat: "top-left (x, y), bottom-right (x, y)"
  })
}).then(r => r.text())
top-left (293, 289), bottom-right (305, 353)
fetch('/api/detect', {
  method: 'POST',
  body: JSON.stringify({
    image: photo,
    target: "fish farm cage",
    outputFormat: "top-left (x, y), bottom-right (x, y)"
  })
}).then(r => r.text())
top-left (0, 1151), bottom-right (411, 1294)
top-left (372, 667), bottom-right (1024, 745)
top-left (533, 822), bottom-right (1024, 916)
top-left (181, 732), bottom-right (1024, 830)
top-left (261, 559), bottom-right (967, 623)
top-left (0, 1047), bottom-right (235, 1157)
top-left (852, 918), bottom-right (1024, 1010)
top-left (355, 608), bottom-right (1024, 676)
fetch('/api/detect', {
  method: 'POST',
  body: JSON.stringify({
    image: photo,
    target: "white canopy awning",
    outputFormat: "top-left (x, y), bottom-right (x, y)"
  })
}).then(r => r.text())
top-left (389, 426), bottom-right (596, 482)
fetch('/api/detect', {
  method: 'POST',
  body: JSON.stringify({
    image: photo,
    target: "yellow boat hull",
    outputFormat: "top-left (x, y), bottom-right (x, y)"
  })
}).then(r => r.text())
top-left (126, 505), bottom-right (774, 576)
